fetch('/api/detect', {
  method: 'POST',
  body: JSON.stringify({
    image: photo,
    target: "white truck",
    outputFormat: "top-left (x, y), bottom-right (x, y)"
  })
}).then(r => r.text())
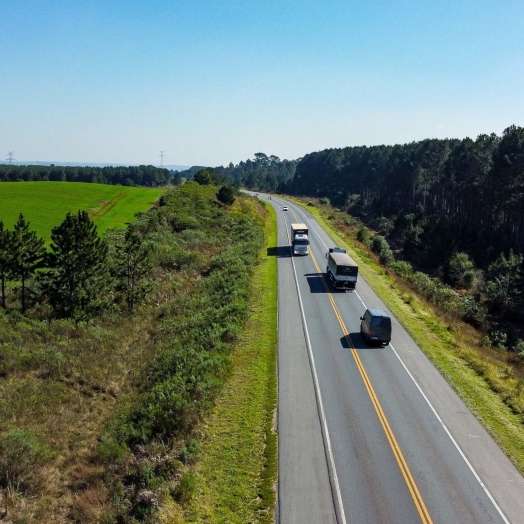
top-left (291, 223), bottom-right (309, 255)
top-left (326, 247), bottom-right (358, 289)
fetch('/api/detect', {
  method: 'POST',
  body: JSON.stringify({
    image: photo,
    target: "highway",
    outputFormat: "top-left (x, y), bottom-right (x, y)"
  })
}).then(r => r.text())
top-left (265, 194), bottom-right (524, 524)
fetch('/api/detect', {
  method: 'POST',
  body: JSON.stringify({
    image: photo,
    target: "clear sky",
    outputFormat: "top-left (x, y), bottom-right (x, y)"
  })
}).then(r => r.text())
top-left (1, 0), bottom-right (523, 167)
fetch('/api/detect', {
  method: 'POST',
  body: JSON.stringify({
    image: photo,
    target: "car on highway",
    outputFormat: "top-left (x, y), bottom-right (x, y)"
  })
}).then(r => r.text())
top-left (360, 308), bottom-right (392, 345)
top-left (282, 206), bottom-right (288, 211)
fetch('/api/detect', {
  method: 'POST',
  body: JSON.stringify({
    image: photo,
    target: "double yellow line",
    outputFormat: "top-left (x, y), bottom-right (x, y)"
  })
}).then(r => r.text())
top-left (309, 249), bottom-right (433, 524)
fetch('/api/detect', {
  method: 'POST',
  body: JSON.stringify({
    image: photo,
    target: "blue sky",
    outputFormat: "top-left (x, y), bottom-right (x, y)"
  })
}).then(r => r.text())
top-left (1, 0), bottom-right (523, 167)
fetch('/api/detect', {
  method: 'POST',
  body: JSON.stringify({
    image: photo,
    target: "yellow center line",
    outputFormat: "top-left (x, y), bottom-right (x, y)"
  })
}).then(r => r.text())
top-left (309, 249), bottom-right (434, 524)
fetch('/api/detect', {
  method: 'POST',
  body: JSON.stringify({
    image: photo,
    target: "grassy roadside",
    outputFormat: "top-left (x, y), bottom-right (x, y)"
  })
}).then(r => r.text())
top-left (185, 201), bottom-right (278, 523)
top-left (293, 198), bottom-right (524, 475)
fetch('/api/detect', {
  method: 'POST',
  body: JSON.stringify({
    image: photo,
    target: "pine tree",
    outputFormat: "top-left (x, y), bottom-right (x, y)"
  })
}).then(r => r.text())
top-left (11, 213), bottom-right (46, 313)
top-left (112, 228), bottom-right (152, 312)
top-left (45, 210), bottom-right (110, 319)
top-left (0, 220), bottom-right (14, 309)
top-left (216, 185), bottom-right (236, 206)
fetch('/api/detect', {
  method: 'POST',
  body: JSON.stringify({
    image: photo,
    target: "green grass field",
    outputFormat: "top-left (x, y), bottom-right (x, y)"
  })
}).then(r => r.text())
top-left (0, 181), bottom-right (165, 240)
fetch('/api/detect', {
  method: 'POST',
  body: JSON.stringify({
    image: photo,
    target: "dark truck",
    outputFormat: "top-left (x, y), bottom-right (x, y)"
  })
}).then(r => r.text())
top-left (326, 247), bottom-right (358, 289)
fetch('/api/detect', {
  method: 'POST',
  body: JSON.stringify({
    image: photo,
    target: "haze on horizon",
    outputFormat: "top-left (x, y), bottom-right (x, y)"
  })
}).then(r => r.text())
top-left (1, 0), bottom-right (523, 167)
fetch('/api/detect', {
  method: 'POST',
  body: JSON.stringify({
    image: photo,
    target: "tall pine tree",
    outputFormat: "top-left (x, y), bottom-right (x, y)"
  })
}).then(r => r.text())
top-left (0, 220), bottom-right (14, 309)
top-left (112, 228), bottom-right (152, 312)
top-left (11, 213), bottom-right (45, 313)
top-left (45, 210), bottom-right (109, 319)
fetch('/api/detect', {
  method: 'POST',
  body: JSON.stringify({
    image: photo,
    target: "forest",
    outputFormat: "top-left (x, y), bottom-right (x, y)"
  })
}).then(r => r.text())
top-left (214, 152), bottom-right (297, 191)
top-left (282, 126), bottom-right (524, 263)
top-left (0, 164), bottom-right (176, 187)
top-left (226, 126), bottom-right (524, 352)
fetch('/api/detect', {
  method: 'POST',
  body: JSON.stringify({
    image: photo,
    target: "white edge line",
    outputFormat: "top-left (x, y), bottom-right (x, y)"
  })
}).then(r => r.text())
top-left (388, 341), bottom-right (511, 524)
top-left (281, 195), bottom-right (510, 524)
top-left (282, 208), bottom-right (348, 524)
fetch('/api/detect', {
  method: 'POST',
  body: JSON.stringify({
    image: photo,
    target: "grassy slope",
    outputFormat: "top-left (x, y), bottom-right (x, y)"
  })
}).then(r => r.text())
top-left (0, 181), bottom-right (165, 239)
top-left (185, 200), bottom-right (278, 523)
top-left (295, 199), bottom-right (524, 475)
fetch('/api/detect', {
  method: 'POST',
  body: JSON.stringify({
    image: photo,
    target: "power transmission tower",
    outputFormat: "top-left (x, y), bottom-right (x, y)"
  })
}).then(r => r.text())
top-left (159, 151), bottom-right (165, 166)
top-left (7, 151), bottom-right (14, 165)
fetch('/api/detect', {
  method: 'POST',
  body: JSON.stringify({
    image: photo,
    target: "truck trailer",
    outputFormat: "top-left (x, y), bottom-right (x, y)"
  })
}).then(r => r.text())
top-left (291, 223), bottom-right (309, 255)
top-left (326, 247), bottom-right (358, 289)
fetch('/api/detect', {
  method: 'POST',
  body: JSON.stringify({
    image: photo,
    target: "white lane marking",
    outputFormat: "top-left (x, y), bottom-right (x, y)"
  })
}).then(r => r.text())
top-left (283, 221), bottom-right (347, 524)
top-left (280, 196), bottom-right (511, 524)
top-left (389, 340), bottom-right (510, 523)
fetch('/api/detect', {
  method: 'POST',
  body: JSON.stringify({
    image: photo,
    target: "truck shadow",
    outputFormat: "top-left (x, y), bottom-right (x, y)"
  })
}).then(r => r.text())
top-left (305, 273), bottom-right (329, 293)
top-left (267, 246), bottom-right (292, 258)
top-left (305, 273), bottom-right (355, 294)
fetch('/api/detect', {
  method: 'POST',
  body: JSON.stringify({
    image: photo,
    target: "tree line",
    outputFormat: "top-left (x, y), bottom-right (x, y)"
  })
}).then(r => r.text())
top-left (284, 125), bottom-right (524, 265)
top-left (278, 125), bottom-right (524, 352)
top-left (0, 211), bottom-right (151, 318)
top-left (214, 152), bottom-right (297, 191)
top-left (0, 164), bottom-right (177, 187)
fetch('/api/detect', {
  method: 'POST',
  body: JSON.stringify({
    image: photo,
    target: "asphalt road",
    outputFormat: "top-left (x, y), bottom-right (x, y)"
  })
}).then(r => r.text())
top-left (261, 194), bottom-right (524, 524)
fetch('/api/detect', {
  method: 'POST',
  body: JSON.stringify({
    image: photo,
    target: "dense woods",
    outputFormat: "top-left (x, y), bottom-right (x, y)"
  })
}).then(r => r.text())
top-left (0, 164), bottom-right (175, 187)
top-left (284, 126), bottom-right (524, 263)
top-left (277, 125), bottom-right (524, 352)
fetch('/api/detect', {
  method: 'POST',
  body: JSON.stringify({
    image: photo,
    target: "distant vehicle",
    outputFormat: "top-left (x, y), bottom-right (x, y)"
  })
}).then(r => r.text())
top-left (360, 308), bottom-right (392, 345)
top-left (291, 223), bottom-right (309, 255)
top-left (282, 206), bottom-right (288, 211)
top-left (326, 248), bottom-right (358, 289)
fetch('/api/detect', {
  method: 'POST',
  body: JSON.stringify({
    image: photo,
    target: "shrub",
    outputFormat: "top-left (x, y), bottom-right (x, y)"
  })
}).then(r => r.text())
top-left (379, 248), bottom-right (394, 266)
top-left (0, 429), bottom-right (50, 492)
top-left (98, 438), bottom-right (129, 465)
top-left (371, 235), bottom-right (389, 255)
top-left (460, 295), bottom-right (488, 329)
top-left (390, 260), bottom-right (414, 279)
top-left (174, 470), bottom-right (197, 505)
top-left (356, 226), bottom-right (369, 243)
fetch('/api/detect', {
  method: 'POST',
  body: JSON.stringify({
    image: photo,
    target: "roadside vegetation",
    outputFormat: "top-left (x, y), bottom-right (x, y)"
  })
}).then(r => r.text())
top-left (289, 197), bottom-right (524, 475)
top-left (185, 203), bottom-right (277, 524)
top-left (0, 181), bottom-right (276, 523)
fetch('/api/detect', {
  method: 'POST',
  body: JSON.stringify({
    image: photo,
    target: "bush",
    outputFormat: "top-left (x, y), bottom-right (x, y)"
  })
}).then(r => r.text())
top-left (379, 248), bottom-right (394, 266)
top-left (390, 260), bottom-right (414, 279)
top-left (174, 471), bottom-right (197, 505)
top-left (371, 235), bottom-right (389, 255)
top-left (356, 226), bottom-right (369, 243)
top-left (460, 295), bottom-right (488, 329)
top-left (179, 439), bottom-right (201, 464)
top-left (0, 429), bottom-right (50, 492)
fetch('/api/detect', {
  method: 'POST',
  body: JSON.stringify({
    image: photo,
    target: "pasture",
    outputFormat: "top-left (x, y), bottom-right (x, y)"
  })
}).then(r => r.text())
top-left (0, 181), bottom-right (165, 240)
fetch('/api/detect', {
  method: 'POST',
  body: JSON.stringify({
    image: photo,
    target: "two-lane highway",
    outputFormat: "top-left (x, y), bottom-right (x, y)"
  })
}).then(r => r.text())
top-left (266, 194), bottom-right (524, 524)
